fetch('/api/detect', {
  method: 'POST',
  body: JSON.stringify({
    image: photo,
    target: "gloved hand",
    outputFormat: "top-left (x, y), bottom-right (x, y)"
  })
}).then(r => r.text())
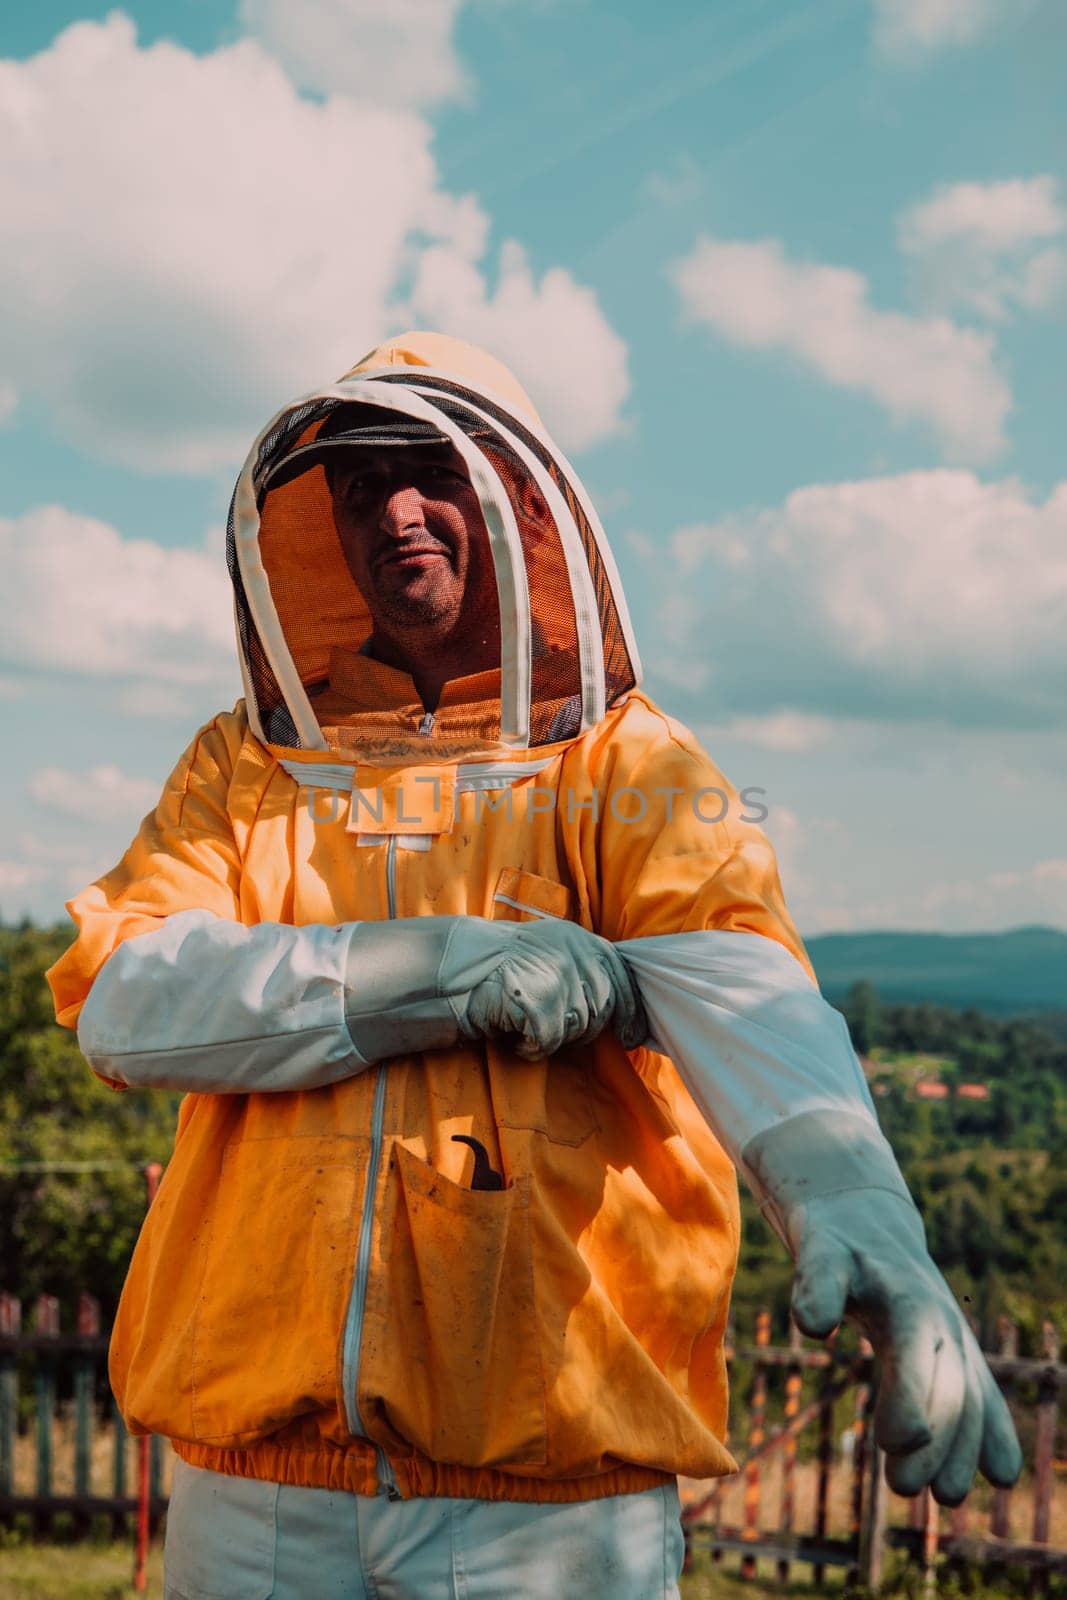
top-left (345, 914), bottom-right (646, 1063)
top-left (743, 1110), bottom-right (1023, 1504)
top-left (457, 917), bottom-right (647, 1059)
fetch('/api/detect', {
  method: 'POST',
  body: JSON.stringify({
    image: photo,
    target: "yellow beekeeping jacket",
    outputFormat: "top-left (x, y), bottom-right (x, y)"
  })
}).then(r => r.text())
top-left (47, 333), bottom-right (810, 1503)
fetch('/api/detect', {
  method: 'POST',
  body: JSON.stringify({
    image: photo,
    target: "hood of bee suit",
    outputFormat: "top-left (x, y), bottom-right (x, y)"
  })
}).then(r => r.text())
top-left (227, 330), bottom-right (643, 766)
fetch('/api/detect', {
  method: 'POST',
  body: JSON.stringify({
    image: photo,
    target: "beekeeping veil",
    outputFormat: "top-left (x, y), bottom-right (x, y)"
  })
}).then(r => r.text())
top-left (227, 331), bottom-right (642, 765)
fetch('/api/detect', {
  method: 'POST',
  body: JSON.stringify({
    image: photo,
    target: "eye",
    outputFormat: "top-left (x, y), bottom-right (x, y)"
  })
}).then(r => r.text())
top-left (342, 469), bottom-right (387, 501)
top-left (425, 464), bottom-right (467, 487)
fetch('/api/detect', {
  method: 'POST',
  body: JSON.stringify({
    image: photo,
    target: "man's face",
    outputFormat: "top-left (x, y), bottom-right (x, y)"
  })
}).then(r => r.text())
top-left (330, 444), bottom-right (499, 642)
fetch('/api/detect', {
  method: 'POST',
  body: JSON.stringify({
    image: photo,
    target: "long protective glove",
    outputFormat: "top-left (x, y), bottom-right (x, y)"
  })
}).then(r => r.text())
top-left (347, 915), bottom-right (646, 1062)
top-left (78, 909), bottom-right (365, 1092)
top-left (621, 930), bottom-right (1023, 1504)
top-left (79, 909), bottom-right (645, 1091)
top-left (743, 1111), bottom-right (1023, 1503)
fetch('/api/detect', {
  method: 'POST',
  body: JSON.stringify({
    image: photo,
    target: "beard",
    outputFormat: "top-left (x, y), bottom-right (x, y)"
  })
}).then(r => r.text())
top-left (373, 577), bottom-right (459, 628)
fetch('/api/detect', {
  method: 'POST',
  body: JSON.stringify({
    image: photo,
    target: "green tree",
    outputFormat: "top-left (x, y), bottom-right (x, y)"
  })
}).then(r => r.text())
top-left (842, 979), bottom-right (882, 1054)
top-left (0, 921), bottom-right (179, 1318)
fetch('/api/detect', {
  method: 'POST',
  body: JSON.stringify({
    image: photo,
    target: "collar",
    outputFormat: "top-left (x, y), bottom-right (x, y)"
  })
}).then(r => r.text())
top-left (326, 645), bottom-right (502, 711)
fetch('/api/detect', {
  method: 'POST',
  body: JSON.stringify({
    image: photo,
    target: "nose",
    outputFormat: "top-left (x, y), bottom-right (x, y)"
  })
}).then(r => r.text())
top-left (378, 483), bottom-right (427, 539)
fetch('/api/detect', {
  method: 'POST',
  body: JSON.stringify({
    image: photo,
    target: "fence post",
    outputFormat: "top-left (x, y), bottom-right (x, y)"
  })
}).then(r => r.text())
top-left (990, 1316), bottom-right (1018, 1542)
top-left (150, 1434), bottom-right (165, 1534)
top-left (1032, 1320), bottom-right (1061, 1547)
top-left (741, 1309), bottom-right (770, 1581)
top-left (709, 1314), bottom-right (735, 1566)
top-left (134, 1161), bottom-right (163, 1594)
top-left (947, 1310), bottom-right (981, 1544)
top-left (852, 1336), bottom-right (888, 1589)
top-left (848, 1336), bottom-right (872, 1571)
top-left (921, 1486), bottom-right (940, 1600)
top-left (112, 1396), bottom-right (128, 1541)
top-left (0, 1294), bottom-right (21, 1501)
top-left (855, 1336), bottom-right (887, 1593)
top-left (776, 1318), bottom-right (802, 1587)
top-left (860, 1444), bottom-right (888, 1591)
top-left (34, 1295), bottom-right (60, 1537)
top-left (74, 1292), bottom-right (100, 1528)
top-left (813, 1326), bottom-right (837, 1588)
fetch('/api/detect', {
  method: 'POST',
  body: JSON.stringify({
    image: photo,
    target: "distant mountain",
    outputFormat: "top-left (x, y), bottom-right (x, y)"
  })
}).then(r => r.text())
top-left (805, 925), bottom-right (1067, 1021)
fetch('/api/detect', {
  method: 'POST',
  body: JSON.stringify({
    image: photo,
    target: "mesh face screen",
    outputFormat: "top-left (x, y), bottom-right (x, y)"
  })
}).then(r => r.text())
top-left (372, 372), bottom-right (639, 709)
top-left (226, 485), bottom-right (297, 748)
top-left (228, 381), bottom-right (637, 759)
top-left (426, 400), bottom-right (586, 747)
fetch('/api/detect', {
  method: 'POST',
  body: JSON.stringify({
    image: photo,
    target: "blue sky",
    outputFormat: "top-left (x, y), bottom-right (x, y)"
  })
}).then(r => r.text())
top-left (1, 0), bottom-right (1065, 935)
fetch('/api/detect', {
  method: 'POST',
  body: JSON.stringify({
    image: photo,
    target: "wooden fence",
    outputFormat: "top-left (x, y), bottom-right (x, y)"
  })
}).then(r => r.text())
top-left (0, 1290), bottom-right (166, 1541)
top-left (680, 1309), bottom-right (1066, 1588)
top-left (0, 1293), bottom-right (1064, 1590)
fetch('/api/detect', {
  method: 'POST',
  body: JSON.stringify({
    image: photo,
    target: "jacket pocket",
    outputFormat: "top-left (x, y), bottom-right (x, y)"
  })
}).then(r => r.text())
top-left (490, 867), bottom-right (574, 923)
top-left (360, 1141), bottom-right (546, 1470)
top-left (190, 1136), bottom-right (366, 1443)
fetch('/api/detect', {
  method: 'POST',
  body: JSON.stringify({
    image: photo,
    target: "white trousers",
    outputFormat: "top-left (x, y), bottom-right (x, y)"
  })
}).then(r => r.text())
top-left (164, 1459), bottom-right (685, 1600)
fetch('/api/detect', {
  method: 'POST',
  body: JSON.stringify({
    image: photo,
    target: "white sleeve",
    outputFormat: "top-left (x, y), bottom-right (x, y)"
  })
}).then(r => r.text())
top-left (619, 929), bottom-right (879, 1166)
top-left (77, 909), bottom-right (368, 1092)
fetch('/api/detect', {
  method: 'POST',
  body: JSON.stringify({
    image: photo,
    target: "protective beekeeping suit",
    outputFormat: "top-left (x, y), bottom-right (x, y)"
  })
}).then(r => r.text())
top-left (47, 333), bottom-right (1020, 1600)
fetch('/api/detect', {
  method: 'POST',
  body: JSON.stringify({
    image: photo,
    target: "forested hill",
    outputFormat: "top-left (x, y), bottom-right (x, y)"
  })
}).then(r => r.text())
top-left (806, 924), bottom-right (1067, 1024)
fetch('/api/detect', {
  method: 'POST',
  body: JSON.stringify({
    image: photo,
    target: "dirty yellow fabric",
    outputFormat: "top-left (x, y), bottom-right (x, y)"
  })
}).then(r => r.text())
top-left (47, 332), bottom-right (812, 1503)
top-left (47, 692), bottom-right (808, 1500)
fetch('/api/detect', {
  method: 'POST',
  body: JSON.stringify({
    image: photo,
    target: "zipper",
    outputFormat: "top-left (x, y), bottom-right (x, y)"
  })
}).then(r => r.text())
top-left (341, 1067), bottom-right (387, 1440)
top-left (385, 833), bottom-right (398, 918)
top-left (342, 716), bottom-right (433, 1497)
top-left (339, 831), bottom-right (401, 1499)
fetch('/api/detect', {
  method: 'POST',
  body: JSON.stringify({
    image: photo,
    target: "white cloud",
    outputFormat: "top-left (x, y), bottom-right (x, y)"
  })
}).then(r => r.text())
top-left (900, 177), bottom-right (1067, 320)
top-left (698, 712), bottom-right (838, 754)
top-left (410, 240), bottom-right (630, 454)
top-left (643, 470), bottom-right (1067, 729)
top-left (0, 505), bottom-right (237, 689)
top-left (888, 858), bottom-right (1067, 931)
top-left (0, 859), bottom-right (45, 895)
top-left (672, 235), bottom-right (1010, 462)
top-left (29, 764), bottom-right (160, 825)
top-left (872, 0), bottom-right (1017, 59)
top-left (0, 15), bottom-right (628, 475)
top-left (776, 836), bottom-right (1067, 937)
top-left (798, 864), bottom-right (1067, 935)
top-left (761, 802), bottom-right (803, 893)
top-left (117, 682), bottom-right (214, 721)
top-left (0, 380), bottom-right (16, 425)
top-left (902, 177), bottom-right (1065, 254)
top-left (239, 0), bottom-right (470, 109)
top-left (0, 830), bottom-right (142, 921)
top-left (738, 802), bottom-right (850, 933)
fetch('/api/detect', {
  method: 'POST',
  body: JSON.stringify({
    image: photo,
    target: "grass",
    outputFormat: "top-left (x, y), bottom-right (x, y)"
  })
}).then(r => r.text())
top-left (3, 1425), bottom-right (1063, 1597)
top-left (0, 1537), bottom-right (162, 1600)
top-left (0, 1541), bottom-right (1057, 1598)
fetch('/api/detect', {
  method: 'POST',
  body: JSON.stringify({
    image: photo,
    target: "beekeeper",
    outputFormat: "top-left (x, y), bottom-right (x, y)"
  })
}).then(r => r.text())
top-left (47, 333), bottom-right (1021, 1600)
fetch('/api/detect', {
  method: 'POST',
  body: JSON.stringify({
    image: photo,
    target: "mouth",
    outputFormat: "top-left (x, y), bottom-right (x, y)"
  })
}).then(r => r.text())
top-left (374, 542), bottom-right (451, 571)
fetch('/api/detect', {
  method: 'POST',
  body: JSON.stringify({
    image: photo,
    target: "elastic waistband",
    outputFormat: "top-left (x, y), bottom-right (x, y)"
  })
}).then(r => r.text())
top-left (173, 1439), bottom-right (674, 1504)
